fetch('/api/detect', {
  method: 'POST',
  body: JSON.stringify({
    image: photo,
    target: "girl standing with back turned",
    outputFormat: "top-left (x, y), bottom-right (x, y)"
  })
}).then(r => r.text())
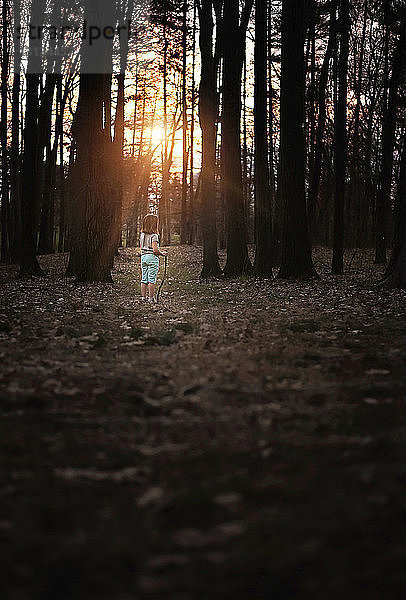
top-left (139, 214), bottom-right (167, 303)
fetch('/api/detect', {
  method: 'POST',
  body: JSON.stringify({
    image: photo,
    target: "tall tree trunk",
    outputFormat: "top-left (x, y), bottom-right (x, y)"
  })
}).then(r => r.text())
top-left (131, 25), bottom-right (139, 158)
top-left (351, 0), bottom-right (368, 247)
top-left (68, 75), bottom-right (116, 282)
top-left (198, 0), bottom-right (222, 277)
top-left (113, 72), bottom-right (125, 256)
top-left (375, 6), bottom-right (406, 264)
top-left (188, 0), bottom-right (197, 244)
top-left (113, 0), bottom-right (132, 256)
top-left (1, 0), bottom-right (10, 262)
top-left (138, 82), bottom-right (147, 159)
top-left (254, 0), bottom-right (273, 276)
top-left (278, 0), bottom-right (317, 279)
top-left (10, 71), bottom-right (20, 262)
top-left (332, 0), bottom-right (349, 275)
top-left (20, 72), bottom-right (43, 276)
top-left (382, 136), bottom-right (406, 288)
top-left (222, 0), bottom-right (253, 276)
top-left (242, 54), bottom-right (249, 223)
top-left (268, 0), bottom-right (277, 257)
top-left (180, 0), bottom-right (188, 244)
top-left (64, 133), bottom-right (77, 270)
top-left (38, 145), bottom-right (57, 255)
top-left (308, 0), bottom-right (336, 235)
top-left (37, 75), bottom-right (57, 255)
top-left (57, 75), bottom-right (66, 253)
top-left (103, 74), bottom-right (112, 141)
top-left (19, 0), bottom-right (45, 277)
top-left (159, 18), bottom-right (171, 245)
top-left (10, 0), bottom-right (21, 262)
top-left (308, 4), bottom-right (316, 179)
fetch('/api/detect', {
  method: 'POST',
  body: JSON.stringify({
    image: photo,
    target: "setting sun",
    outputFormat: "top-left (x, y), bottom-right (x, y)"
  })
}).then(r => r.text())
top-left (145, 126), bottom-right (165, 148)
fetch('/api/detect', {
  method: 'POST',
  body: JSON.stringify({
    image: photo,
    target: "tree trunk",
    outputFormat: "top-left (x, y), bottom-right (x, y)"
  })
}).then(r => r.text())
top-left (351, 0), bottom-right (368, 247)
top-left (19, 0), bottom-right (45, 277)
top-left (1, 0), bottom-right (10, 262)
top-left (113, 0), bottom-right (132, 256)
top-left (38, 146), bottom-right (57, 255)
top-left (198, 0), bottom-right (222, 277)
top-left (138, 82), bottom-right (147, 159)
top-left (37, 75), bottom-right (57, 255)
top-left (382, 138), bottom-right (406, 287)
top-left (9, 0), bottom-right (21, 262)
top-left (112, 73), bottom-right (125, 256)
top-left (242, 55), bottom-right (249, 224)
top-left (254, 0), bottom-right (273, 277)
top-left (222, 0), bottom-right (253, 276)
top-left (159, 19), bottom-right (171, 245)
top-left (375, 8), bottom-right (406, 264)
top-left (332, 0), bottom-right (349, 275)
top-left (268, 0), bottom-right (278, 259)
top-left (57, 75), bottom-right (66, 253)
top-left (20, 73), bottom-right (44, 277)
top-left (308, 0), bottom-right (336, 235)
top-left (308, 6), bottom-right (316, 180)
top-left (10, 71), bottom-right (20, 262)
top-left (180, 0), bottom-right (188, 244)
top-left (277, 0), bottom-right (317, 279)
top-left (67, 75), bottom-right (115, 283)
top-left (188, 0), bottom-right (197, 244)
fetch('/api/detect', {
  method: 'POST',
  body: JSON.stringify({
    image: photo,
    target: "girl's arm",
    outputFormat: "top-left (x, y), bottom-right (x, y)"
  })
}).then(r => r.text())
top-left (152, 241), bottom-right (167, 257)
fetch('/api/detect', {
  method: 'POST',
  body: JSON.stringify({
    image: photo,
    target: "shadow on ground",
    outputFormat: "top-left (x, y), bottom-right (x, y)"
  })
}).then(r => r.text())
top-left (1, 247), bottom-right (406, 599)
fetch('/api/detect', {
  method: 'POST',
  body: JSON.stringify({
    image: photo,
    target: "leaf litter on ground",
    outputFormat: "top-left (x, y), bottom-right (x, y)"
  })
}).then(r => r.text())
top-left (1, 246), bottom-right (406, 599)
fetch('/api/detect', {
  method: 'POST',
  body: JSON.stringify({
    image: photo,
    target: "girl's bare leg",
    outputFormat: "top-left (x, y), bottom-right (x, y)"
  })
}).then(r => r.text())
top-left (141, 283), bottom-right (148, 299)
top-left (148, 283), bottom-right (155, 299)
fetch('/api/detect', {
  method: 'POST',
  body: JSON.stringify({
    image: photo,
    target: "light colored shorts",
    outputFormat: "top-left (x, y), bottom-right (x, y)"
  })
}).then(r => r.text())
top-left (141, 253), bottom-right (159, 284)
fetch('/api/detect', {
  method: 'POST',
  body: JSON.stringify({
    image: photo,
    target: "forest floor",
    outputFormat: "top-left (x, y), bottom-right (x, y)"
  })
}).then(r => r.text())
top-left (1, 246), bottom-right (406, 600)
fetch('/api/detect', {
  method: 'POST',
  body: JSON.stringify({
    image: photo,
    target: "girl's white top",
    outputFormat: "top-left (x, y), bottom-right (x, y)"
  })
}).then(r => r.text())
top-left (140, 232), bottom-right (159, 255)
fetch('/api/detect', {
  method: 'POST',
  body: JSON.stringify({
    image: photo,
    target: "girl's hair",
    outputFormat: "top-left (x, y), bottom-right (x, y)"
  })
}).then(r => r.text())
top-left (142, 214), bottom-right (159, 234)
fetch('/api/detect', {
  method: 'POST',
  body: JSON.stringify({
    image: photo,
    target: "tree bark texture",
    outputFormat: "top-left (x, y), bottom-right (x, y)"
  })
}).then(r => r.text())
top-left (278, 0), bottom-right (317, 279)
top-left (222, 0), bottom-right (253, 276)
top-left (332, 0), bottom-right (349, 275)
top-left (198, 0), bottom-right (222, 277)
top-left (254, 0), bottom-right (273, 277)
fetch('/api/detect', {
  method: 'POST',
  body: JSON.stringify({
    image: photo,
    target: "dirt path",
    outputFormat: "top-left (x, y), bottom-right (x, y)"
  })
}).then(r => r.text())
top-left (1, 247), bottom-right (406, 599)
